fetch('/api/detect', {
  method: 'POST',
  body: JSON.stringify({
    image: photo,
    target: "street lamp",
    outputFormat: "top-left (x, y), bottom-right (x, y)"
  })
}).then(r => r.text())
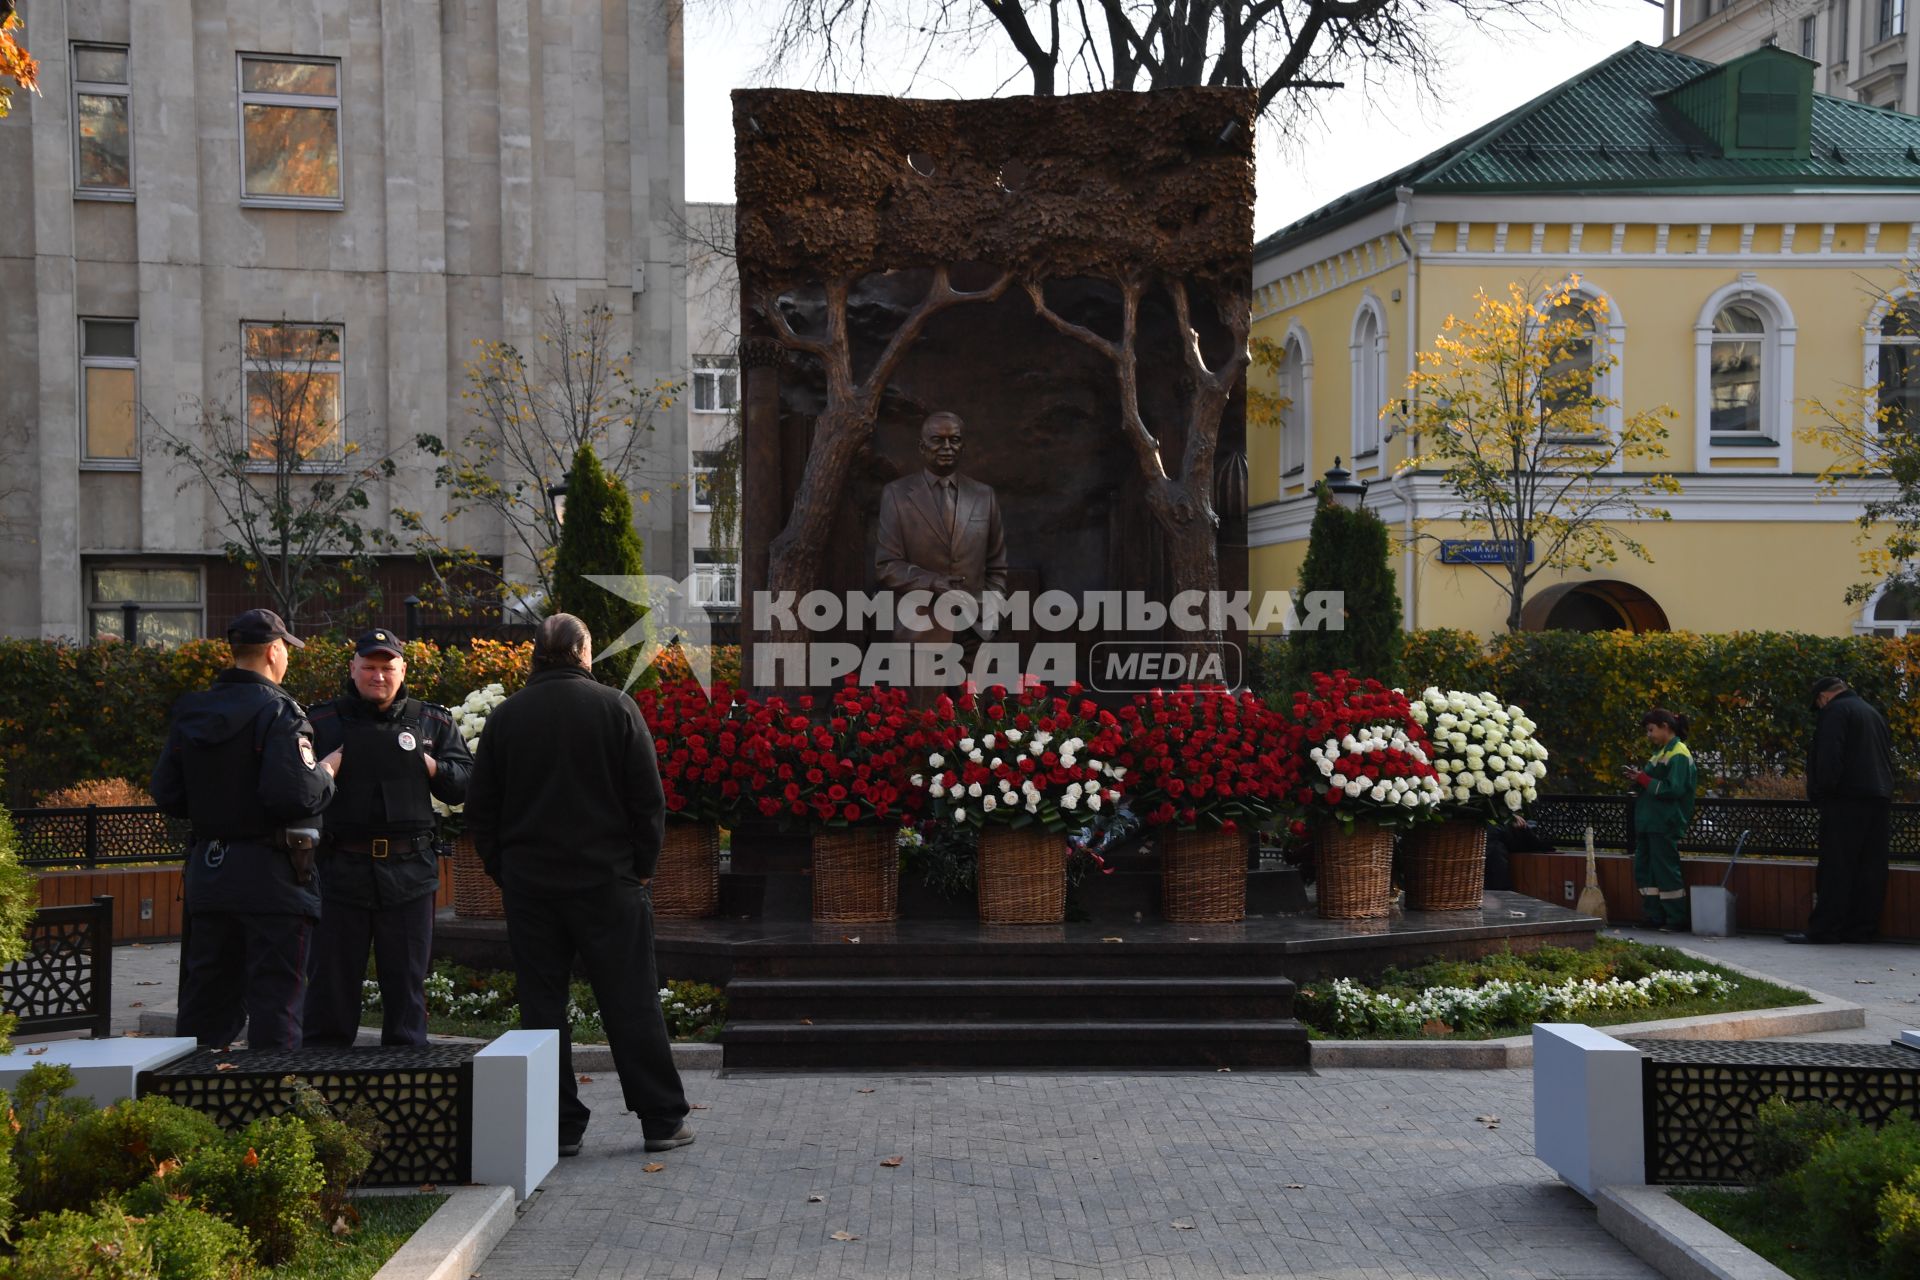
top-left (1322, 458), bottom-right (1368, 511)
top-left (547, 480), bottom-right (569, 528)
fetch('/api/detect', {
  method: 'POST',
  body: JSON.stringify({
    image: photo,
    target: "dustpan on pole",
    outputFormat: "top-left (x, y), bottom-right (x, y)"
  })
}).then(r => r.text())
top-left (1689, 829), bottom-right (1747, 937)
top-left (1575, 826), bottom-right (1608, 920)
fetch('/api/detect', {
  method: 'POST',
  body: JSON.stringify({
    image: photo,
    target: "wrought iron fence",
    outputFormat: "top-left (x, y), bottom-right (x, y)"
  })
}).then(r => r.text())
top-left (1528, 793), bottom-right (1920, 862)
top-left (12, 805), bottom-right (190, 868)
top-left (1, 896), bottom-right (114, 1039)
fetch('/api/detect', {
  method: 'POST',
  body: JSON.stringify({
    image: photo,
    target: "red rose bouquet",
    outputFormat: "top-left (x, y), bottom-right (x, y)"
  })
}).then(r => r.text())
top-left (1115, 687), bottom-right (1302, 832)
top-left (743, 678), bottom-right (930, 829)
top-left (634, 680), bottom-right (757, 824)
top-left (1289, 671), bottom-right (1446, 832)
top-left (922, 682), bottom-right (1129, 833)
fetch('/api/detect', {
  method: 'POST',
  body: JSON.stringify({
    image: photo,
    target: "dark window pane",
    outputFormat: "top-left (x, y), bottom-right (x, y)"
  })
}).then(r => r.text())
top-left (242, 58), bottom-right (337, 96)
top-left (1882, 301), bottom-right (1920, 341)
top-left (1881, 340), bottom-right (1919, 434)
top-left (1713, 303), bottom-right (1765, 335)
top-left (74, 47), bottom-right (128, 83)
top-left (92, 569), bottom-right (199, 604)
top-left (84, 367), bottom-right (137, 459)
top-left (242, 104), bottom-right (340, 199)
top-left (83, 319), bottom-right (136, 358)
top-left (243, 323), bottom-right (341, 362)
top-left (1710, 339), bottom-right (1764, 433)
top-left (77, 93), bottom-right (131, 189)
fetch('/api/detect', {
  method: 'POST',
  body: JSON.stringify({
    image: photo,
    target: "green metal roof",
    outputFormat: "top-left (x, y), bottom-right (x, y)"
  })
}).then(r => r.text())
top-left (1257, 42), bottom-right (1920, 260)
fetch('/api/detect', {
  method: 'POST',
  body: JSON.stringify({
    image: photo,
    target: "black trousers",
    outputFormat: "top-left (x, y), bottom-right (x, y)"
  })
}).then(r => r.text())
top-left (303, 893), bottom-right (435, 1047)
top-left (505, 881), bottom-right (688, 1144)
top-left (176, 910), bottom-right (312, 1050)
top-left (1808, 798), bottom-right (1892, 941)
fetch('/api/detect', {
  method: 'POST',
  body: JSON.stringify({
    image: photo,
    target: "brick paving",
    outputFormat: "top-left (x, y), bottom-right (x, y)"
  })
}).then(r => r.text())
top-left (477, 1068), bottom-right (1655, 1280)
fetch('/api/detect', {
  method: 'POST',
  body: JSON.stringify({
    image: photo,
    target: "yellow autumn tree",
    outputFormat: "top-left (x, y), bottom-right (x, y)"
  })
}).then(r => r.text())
top-left (0, 2), bottom-right (39, 119)
top-left (1798, 261), bottom-right (1920, 605)
top-left (1401, 279), bottom-right (1681, 632)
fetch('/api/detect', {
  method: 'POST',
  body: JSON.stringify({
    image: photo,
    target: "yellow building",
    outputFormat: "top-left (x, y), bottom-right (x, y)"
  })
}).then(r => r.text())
top-left (1249, 42), bottom-right (1920, 638)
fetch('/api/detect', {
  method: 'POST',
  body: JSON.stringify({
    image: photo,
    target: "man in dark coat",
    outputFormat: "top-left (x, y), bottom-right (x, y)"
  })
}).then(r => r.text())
top-left (465, 613), bottom-right (691, 1159)
top-left (152, 609), bottom-right (335, 1049)
top-left (303, 629), bottom-right (473, 1046)
top-left (1791, 676), bottom-right (1896, 943)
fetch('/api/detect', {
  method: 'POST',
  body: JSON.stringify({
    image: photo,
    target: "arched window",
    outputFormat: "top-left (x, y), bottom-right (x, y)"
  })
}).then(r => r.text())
top-left (1350, 300), bottom-right (1386, 458)
top-left (1858, 580), bottom-right (1920, 637)
top-left (1873, 296), bottom-right (1920, 436)
top-left (1543, 299), bottom-right (1598, 434)
top-left (1710, 302), bottom-right (1767, 437)
top-left (1280, 326), bottom-right (1311, 479)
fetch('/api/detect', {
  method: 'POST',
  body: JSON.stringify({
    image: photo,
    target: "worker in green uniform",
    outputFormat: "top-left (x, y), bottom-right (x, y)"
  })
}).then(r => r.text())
top-left (1630, 709), bottom-right (1696, 930)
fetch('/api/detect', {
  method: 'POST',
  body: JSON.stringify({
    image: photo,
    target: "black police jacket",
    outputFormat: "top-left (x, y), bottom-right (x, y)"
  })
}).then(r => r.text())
top-left (151, 668), bottom-right (332, 918)
top-left (307, 680), bottom-right (472, 908)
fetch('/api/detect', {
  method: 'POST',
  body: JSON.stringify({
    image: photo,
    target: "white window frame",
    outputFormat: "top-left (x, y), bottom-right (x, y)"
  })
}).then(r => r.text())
top-left (241, 320), bottom-right (347, 471)
top-left (1879, 0), bottom-right (1906, 42)
top-left (1349, 294), bottom-right (1389, 463)
top-left (1865, 288), bottom-right (1920, 444)
top-left (1280, 321), bottom-right (1313, 483)
top-left (1694, 273), bottom-right (1796, 473)
top-left (691, 359), bottom-right (739, 415)
top-left (78, 317), bottom-right (140, 470)
top-left (1800, 14), bottom-right (1819, 60)
top-left (85, 563), bottom-right (206, 646)
top-left (1856, 577), bottom-right (1920, 637)
top-left (1536, 279), bottom-right (1628, 472)
top-left (690, 448), bottom-right (725, 512)
top-left (1834, 1), bottom-right (1850, 62)
top-left (236, 53), bottom-right (343, 210)
top-left (71, 43), bottom-right (133, 200)
top-left (691, 549), bottom-right (739, 610)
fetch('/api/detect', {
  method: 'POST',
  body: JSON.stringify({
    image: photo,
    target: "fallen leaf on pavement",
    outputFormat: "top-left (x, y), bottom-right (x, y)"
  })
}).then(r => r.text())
top-left (24, 1047), bottom-right (45, 1056)
top-left (215, 1063), bottom-right (238, 1072)
top-left (830, 1231), bottom-right (859, 1242)
top-left (1285, 1183), bottom-right (1305, 1190)
top-left (807, 1194), bottom-right (825, 1203)
top-left (577, 1075), bottom-right (594, 1083)
top-left (1172, 1220), bottom-right (1195, 1230)
top-left (642, 1163), bottom-right (665, 1173)
top-left (1101, 936), bottom-right (1124, 943)
top-left (842, 935), bottom-right (861, 943)
top-left (129, 1002), bottom-right (144, 1008)
top-left (856, 1088), bottom-right (875, 1094)
top-left (1856, 979), bottom-right (1876, 985)
top-left (879, 1156), bottom-right (903, 1167)
top-left (1216, 1067), bottom-right (1232, 1073)
top-left (419, 1183), bottom-right (437, 1193)
top-left (800, 1018), bottom-right (813, 1025)
top-left (135, 981), bottom-right (161, 987)
top-left (1476, 1115), bottom-right (1501, 1128)
top-left (691, 1103), bottom-right (709, 1110)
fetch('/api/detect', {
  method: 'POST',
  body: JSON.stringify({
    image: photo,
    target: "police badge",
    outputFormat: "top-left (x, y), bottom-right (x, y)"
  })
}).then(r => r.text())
top-left (397, 731), bottom-right (417, 751)
top-left (299, 737), bottom-right (317, 769)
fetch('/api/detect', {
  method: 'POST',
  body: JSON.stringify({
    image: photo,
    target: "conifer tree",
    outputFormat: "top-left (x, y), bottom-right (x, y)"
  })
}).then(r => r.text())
top-left (1289, 488), bottom-right (1404, 690)
top-left (552, 444), bottom-right (648, 687)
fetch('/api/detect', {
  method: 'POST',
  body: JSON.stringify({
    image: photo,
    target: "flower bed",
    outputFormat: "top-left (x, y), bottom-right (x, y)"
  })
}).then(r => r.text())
top-left (1294, 939), bottom-right (1809, 1039)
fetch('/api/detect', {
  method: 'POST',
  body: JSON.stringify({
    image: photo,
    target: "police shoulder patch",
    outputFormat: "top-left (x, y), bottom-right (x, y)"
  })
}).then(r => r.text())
top-left (299, 737), bottom-right (317, 769)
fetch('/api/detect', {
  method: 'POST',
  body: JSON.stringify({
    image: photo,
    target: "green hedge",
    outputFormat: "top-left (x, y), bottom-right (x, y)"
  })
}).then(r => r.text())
top-left (1256, 629), bottom-right (1920, 795)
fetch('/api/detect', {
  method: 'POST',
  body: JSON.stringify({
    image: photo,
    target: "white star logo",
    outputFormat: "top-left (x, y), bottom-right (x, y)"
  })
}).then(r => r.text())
top-left (585, 574), bottom-right (717, 694)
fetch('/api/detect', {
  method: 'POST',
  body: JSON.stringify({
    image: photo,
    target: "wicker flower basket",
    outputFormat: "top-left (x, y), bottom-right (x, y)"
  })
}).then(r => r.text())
top-left (652, 821), bottom-right (722, 918)
top-left (1402, 818), bottom-right (1487, 912)
top-left (977, 826), bottom-right (1066, 925)
top-left (1160, 827), bottom-right (1246, 923)
top-left (811, 827), bottom-right (899, 923)
top-left (1314, 821), bottom-right (1395, 920)
top-left (451, 835), bottom-right (505, 919)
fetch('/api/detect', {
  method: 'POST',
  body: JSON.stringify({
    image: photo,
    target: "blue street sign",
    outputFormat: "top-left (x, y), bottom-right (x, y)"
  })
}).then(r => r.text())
top-left (1439, 539), bottom-right (1534, 565)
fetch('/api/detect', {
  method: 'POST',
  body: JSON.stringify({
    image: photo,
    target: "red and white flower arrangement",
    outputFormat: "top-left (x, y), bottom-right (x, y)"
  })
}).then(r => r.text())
top-left (741, 678), bottom-right (930, 829)
top-left (922, 682), bottom-right (1129, 832)
top-left (1406, 687), bottom-right (1550, 818)
top-left (1114, 687), bottom-right (1302, 832)
top-left (1290, 671), bottom-right (1446, 831)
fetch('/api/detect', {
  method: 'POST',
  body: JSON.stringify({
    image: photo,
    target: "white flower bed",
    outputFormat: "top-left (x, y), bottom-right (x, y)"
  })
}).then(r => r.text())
top-left (1307, 969), bottom-right (1734, 1038)
top-left (432, 683), bottom-right (506, 817)
top-left (1405, 688), bottom-right (1550, 817)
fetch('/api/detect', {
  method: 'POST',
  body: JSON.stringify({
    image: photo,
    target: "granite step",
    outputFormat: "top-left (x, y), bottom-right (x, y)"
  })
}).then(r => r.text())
top-left (721, 1018), bottom-right (1312, 1070)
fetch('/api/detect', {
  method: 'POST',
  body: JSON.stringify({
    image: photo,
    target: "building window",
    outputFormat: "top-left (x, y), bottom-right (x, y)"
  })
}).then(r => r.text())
top-left (1350, 301), bottom-right (1386, 458)
top-left (1542, 299), bottom-right (1599, 435)
top-left (1881, 0), bottom-right (1906, 41)
top-left (691, 449), bottom-right (725, 511)
top-left (1874, 296), bottom-right (1920, 436)
top-left (88, 566), bottom-right (204, 646)
top-left (692, 359), bottom-right (738, 414)
top-left (72, 44), bottom-right (131, 196)
top-left (80, 318), bottom-right (139, 465)
top-left (1709, 303), bottom-right (1768, 439)
top-left (1834, 1), bottom-right (1850, 59)
top-left (1858, 580), bottom-right (1920, 637)
top-left (1801, 14), bottom-right (1819, 59)
top-left (237, 55), bottom-right (342, 206)
top-left (1280, 330), bottom-right (1310, 478)
top-left (692, 549), bottom-right (739, 610)
top-left (242, 322), bottom-right (344, 466)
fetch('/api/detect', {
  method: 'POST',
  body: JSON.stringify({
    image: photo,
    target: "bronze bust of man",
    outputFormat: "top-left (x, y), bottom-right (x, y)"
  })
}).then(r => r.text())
top-left (875, 411), bottom-right (1009, 655)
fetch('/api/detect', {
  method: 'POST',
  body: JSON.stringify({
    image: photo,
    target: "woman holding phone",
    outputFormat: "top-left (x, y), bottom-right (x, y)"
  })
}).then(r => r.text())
top-left (1630, 709), bottom-right (1696, 930)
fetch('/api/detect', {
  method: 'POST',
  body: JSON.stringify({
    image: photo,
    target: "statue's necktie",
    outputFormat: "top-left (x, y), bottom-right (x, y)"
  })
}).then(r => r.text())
top-left (943, 480), bottom-right (958, 536)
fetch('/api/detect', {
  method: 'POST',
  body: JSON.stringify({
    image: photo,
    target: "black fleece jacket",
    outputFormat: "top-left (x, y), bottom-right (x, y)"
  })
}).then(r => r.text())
top-left (465, 666), bottom-right (666, 893)
top-left (1807, 689), bottom-right (1895, 803)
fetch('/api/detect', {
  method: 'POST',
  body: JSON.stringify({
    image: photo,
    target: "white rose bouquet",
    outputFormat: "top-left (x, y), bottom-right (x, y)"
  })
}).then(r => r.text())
top-left (1405, 688), bottom-right (1550, 820)
top-left (433, 682), bottom-right (507, 819)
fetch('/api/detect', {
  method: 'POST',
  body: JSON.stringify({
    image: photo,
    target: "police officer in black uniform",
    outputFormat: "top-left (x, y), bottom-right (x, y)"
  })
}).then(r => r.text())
top-left (152, 609), bottom-right (335, 1050)
top-left (303, 628), bottom-right (472, 1046)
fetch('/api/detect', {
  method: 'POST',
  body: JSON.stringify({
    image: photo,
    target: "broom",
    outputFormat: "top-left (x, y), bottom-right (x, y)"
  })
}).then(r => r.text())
top-left (1575, 824), bottom-right (1608, 921)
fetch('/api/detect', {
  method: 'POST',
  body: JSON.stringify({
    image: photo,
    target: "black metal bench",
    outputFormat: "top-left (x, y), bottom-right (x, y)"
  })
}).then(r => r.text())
top-left (138, 1045), bottom-right (478, 1188)
top-left (0, 895), bottom-right (114, 1040)
top-left (1529, 793), bottom-right (1920, 860)
top-left (1632, 1038), bottom-right (1920, 1184)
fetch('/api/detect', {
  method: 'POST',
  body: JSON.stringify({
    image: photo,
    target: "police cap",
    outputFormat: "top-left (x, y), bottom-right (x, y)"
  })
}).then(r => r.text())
top-left (355, 628), bottom-right (405, 658)
top-left (227, 608), bottom-right (305, 649)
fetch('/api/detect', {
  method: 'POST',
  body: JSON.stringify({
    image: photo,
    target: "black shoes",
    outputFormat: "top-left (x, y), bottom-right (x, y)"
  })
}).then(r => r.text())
top-left (559, 1138), bottom-right (583, 1157)
top-left (644, 1123), bottom-right (696, 1153)
top-left (1783, 932), bottom-right (1840, 945)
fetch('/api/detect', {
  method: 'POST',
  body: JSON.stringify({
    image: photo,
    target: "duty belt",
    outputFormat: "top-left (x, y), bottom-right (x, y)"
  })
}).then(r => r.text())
top-left (328, 832), bottom-right (436, 859)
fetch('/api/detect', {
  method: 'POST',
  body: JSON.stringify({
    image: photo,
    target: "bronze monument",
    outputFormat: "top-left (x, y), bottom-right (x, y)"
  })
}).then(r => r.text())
top-left (875, 412), bottom-right (1008, 659)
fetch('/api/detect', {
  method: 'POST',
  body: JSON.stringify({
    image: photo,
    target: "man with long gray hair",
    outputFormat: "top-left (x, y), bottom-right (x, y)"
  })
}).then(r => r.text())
top-left (466, 613), bottom-right (691, 1158)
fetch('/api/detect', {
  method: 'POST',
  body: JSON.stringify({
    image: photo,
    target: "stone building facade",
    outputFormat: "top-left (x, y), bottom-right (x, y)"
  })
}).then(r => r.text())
top-left (0, 0), bottom-right (688, 642)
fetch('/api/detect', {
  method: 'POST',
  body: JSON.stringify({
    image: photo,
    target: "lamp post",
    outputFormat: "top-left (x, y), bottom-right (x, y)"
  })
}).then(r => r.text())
top-left (1323, 458), bottom-right (1368, 511)
top-left (546, 480), bottom-right (569, 529)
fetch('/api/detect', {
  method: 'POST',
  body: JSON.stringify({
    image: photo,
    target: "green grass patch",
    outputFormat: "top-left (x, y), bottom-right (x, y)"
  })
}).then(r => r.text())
top-left (267, 1193), bottom-right (447, 1280)
top-left (1296, 937), bottom-right (1811, 1039)
top-left (1673, 1188), bottom-right (1869, 1280)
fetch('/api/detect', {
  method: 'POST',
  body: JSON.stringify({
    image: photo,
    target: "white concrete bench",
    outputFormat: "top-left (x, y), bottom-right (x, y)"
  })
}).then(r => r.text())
top-left (1533, 1023), bottom-right (1645, 1201)
top-left (0, 1036), bottom-right (198, 1108)
top-left (472, 1029), bottom-right (560, 1201)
